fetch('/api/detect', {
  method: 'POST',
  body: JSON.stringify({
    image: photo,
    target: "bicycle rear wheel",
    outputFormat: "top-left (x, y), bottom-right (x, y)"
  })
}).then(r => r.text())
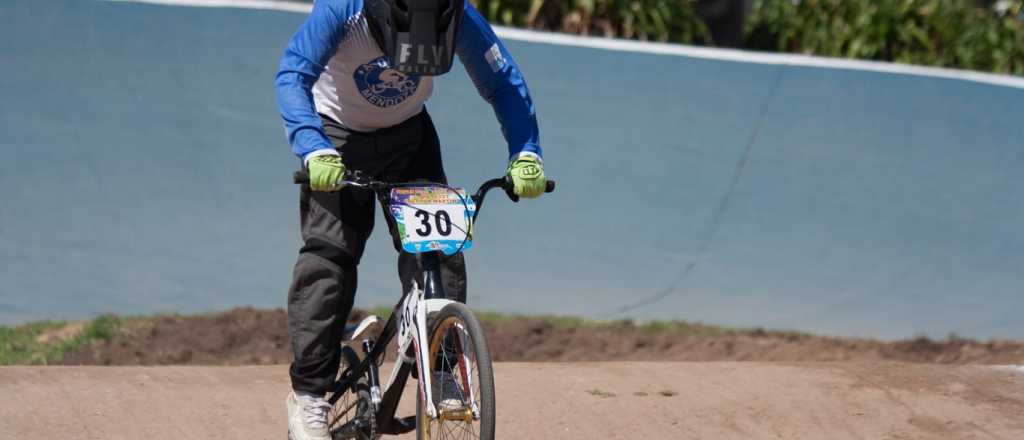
top-left (416, 303), bottom-right (495, 440)
top-left (328, 345), bottom-right (377, 440)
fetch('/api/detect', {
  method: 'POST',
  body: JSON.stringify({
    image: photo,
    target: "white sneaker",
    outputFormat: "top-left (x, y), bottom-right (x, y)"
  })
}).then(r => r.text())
top-left (286, 391), bottom-right (332, 440)
top-left (431, 371), bottom-right (466, 411)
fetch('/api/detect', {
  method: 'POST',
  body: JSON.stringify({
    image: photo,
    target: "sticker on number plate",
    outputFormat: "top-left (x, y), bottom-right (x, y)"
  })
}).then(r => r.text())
top-left (390, 186), bottom-right (475, 255)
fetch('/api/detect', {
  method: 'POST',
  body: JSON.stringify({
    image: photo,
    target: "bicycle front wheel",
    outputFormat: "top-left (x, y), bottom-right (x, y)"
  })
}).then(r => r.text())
top-left (416, 302), bottom-right (495, 440)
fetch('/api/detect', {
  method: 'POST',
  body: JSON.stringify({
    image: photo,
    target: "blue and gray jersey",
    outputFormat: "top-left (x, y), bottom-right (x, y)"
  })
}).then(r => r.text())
top-left (275, 0), bottom-right (541, 161)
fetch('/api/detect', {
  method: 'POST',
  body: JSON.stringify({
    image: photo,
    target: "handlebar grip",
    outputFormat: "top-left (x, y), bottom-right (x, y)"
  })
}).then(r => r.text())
top-left (293, 170), bottom-right (309, 184)
top-left (504, 179), bottom-right (556, 203)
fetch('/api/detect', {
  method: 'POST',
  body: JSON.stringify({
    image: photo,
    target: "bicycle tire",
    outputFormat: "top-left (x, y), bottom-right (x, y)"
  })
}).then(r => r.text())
top-left (329, 345), bottom-right (378, 440)
top-left (416, 303), bottom-right (495, 440)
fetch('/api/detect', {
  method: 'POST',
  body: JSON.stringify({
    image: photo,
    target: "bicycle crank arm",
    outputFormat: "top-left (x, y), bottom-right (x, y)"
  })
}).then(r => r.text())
top-left (377, 416), bottom-right (416, 435)
top-left (331, 418), bottom-right (373, 440)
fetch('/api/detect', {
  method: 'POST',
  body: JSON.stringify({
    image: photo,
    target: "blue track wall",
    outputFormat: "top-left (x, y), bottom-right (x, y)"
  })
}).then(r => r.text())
top-left (1, 0), bottom-right (1022, 338)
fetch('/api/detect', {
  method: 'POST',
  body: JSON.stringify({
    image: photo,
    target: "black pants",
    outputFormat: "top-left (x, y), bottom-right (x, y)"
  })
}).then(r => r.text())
top-left (288, 110), bottom-right (467, 395)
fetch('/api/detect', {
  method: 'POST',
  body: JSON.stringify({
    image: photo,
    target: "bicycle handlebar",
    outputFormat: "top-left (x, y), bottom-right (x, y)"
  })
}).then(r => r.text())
top-left (292, 170), bottom-right (555, 204)
top-left (292, 170), bottom-right (554, 251)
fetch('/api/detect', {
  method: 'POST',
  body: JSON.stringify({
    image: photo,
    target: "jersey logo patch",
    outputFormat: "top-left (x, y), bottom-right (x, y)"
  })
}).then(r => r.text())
top-left (485, 43), bottom-right (506, 73)
top-left (354, 57), bottom-right (421, 108)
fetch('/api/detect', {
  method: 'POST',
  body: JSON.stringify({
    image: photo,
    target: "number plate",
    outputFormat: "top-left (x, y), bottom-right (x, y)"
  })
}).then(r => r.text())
top-left (389, 186), bottom-right (475, 255)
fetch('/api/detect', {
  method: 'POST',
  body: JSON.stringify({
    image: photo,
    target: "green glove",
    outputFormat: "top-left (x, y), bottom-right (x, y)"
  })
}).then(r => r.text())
top-left (307, 153), bottom-right (346, 191)
top-left (506, 154), bottom-right (546, 199)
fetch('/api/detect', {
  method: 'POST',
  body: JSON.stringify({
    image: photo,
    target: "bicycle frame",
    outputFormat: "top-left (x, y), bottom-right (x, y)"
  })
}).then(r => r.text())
top-left (292, 171), bottom-right (554, 435)
top-left (326, 228), bottom-right (451, 433)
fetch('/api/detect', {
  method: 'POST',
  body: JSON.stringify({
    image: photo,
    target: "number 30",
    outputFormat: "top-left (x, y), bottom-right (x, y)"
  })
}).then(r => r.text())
top-left (414, 210), bottom-right (453, 237)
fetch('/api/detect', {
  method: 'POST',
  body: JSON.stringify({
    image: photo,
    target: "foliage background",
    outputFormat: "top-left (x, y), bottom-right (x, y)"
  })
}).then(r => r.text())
top-left (472, 0), bottom-right (1024, 75)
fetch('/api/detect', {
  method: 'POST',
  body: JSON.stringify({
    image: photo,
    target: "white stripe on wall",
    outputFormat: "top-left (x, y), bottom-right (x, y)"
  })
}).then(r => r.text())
top-left (106, 0), bottom-right (313, 13)
top-left (106, 0), bottom-right (1024, 90)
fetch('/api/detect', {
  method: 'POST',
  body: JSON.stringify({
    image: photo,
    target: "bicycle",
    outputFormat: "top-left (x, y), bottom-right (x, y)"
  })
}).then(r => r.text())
top-left (293, 169), bottom-right (555, 440)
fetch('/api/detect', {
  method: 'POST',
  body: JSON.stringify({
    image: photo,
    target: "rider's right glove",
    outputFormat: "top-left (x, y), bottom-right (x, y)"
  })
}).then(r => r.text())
top-left (506, 154), bottom-right (546, 199)
top-left (307, 152), bottom-right (346, 192)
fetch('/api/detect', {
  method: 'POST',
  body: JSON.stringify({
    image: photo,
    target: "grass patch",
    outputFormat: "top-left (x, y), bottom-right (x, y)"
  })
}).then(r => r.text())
top-left (0, 321), bottom-right (68, 365)
top-left (638, 320), bottom-right (732, 337)
top-left (474, 310), bottom-right (741, 335)
top-left (475, 311), bottom-right (587, 328)
top-left (0, 315), bottom-right (123, 365)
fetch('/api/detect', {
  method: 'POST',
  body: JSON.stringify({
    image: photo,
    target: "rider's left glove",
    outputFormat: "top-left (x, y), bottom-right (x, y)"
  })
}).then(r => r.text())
top-left (307, 153), bottom-right (346, 192)
top-left (506, 154), bottom-right (546, 199)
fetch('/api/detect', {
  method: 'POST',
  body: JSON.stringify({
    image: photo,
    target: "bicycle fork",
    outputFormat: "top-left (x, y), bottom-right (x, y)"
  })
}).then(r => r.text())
top-left (421, 253), bottom-right (481, 421)
top-left (373, 252), bottom-right (474, 427)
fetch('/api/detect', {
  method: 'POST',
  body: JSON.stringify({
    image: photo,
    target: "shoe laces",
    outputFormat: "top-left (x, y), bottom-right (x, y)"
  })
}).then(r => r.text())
top-left (296, 393), bottom-right (332, 430)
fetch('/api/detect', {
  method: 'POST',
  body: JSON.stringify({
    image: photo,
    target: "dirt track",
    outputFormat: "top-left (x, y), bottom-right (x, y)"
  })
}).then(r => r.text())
top-left (2, 363), bottom-right (1023, 439)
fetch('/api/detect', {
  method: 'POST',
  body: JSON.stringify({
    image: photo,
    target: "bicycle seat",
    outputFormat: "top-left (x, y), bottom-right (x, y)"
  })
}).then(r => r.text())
top-left (342, 315), bottom-right (382, 342)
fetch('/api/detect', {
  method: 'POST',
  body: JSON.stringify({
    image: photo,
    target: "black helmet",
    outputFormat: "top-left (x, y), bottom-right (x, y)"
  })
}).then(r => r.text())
top-left (364, 0), bottom-right (465, 76)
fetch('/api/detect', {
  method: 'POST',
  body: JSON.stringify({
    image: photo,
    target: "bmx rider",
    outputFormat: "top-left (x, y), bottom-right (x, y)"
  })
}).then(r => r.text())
top-left (274, 0), bottom-right (547, 438)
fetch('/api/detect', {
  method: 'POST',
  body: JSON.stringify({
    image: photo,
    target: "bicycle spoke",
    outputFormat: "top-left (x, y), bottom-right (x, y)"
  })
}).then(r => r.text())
top-left (330, 398), bottom-right (359, 427)
top-left (450, 420), bottom-right (474, 438)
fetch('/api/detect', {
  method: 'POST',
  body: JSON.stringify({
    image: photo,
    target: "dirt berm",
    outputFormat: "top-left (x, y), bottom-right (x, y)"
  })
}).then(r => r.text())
top-left (2, 362), bottom-right (1022, 439)
top-left (58, 308), bottom-right (1024, 365)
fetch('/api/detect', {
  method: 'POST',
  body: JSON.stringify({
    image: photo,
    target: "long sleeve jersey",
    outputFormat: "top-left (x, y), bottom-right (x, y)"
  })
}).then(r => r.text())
top-left (275, 0), bottom-right (541, 161)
